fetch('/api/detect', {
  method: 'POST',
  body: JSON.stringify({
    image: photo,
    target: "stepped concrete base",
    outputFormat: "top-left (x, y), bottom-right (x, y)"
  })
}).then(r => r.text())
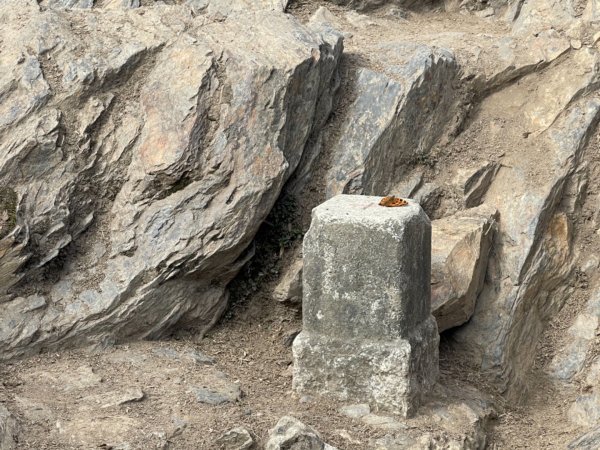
top-left (293, 316), bottom-right (439, 417)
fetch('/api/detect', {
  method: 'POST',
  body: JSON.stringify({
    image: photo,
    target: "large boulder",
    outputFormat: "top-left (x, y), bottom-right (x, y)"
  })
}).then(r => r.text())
top-left (431, 205), bottom-right (497, 332)
top-left (324, 45), bottom-right (460, 198)
top-left (0, 0), bottom-right (343, 360)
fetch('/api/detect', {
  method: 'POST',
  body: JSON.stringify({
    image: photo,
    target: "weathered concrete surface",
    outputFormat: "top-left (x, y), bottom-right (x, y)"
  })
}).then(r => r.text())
top-left (431, 205), bottom-right (497, 332)
top-left (270, 204), bottom-right (497, 333)
top-left (293, 195), bottom-right (438, 417)
top-left (0, 0), bottom-right (343, 360)
top-left (325, 45), bottom-right (460, 198)
top-left (322, 0), bottom-right (433, 12)
top-left (360, 383), bottom-right (494, 449)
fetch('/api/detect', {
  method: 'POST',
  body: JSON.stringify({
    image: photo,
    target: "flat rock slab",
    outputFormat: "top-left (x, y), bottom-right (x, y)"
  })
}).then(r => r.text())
top-left (151, 347), bottom-right (215, 365)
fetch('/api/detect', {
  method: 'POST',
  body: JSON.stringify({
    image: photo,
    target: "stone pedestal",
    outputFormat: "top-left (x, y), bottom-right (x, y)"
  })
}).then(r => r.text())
top-left (292, 195), bottom-right (439, 417)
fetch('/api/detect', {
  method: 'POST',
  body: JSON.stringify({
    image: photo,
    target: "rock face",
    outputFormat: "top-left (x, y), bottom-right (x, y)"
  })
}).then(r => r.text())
top-left (325, 46), bottom-right (460, 198)
top-left (272, 254), bottom-right (303, 304)
top-left (431, 205), bottom-right (497, 332)
top-left (293, 195), bottom-right (438, 417)
top-left (0, 0), bottom-right (343, 359)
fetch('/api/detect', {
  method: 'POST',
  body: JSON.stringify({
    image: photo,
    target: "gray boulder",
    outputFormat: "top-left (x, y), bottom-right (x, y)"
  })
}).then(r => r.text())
top-left (431, 205), bottom-right (497, 332)
top-left (0, 0), bottom-right (343, 360)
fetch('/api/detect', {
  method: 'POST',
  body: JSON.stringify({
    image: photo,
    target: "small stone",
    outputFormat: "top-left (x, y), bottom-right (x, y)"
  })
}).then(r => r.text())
top-left (265, 416), bottom-right (337, 450)
top-left (216, 426), bottom-right (255, 450)
top-left (82, 387), bottom-right (145, 409)
top-left (186, 350), bottom-right (216, 365)
top-left (571, 39), bottom-right (583, 50)
top-left (169, 417), bottom-right (188, 438)
top-left (299, 395), bottom-right (314, 404)
top-left (568, 426), bottom-right (600, 449)
top-left (190, 385), bottom-right (241, 405)
top-left (0, 404), bottom-right (17, 449)
top-left (282, 330), bottom-right (301, 347)
top-left (335, 429), bottom-right (361, 445)
top-left (339, 403), bottom-right (370, 419)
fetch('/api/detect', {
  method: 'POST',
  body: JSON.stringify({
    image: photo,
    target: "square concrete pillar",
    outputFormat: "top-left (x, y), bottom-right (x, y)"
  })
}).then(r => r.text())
top-left (292, 195), bottom-right (439, 417)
